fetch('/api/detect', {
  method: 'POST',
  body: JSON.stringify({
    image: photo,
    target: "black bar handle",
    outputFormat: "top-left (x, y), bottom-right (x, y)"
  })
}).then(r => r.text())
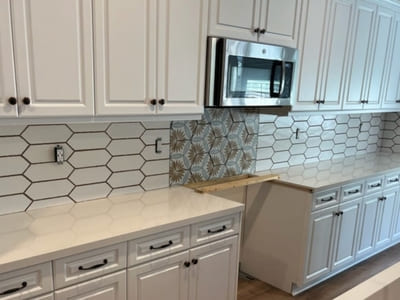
top-left (260, 29), bottom-right (266, 34)
top-left (370, 183), bottom-right (381, 188)
top-left (208, 225), bottom-right (227, 234)
top-left (347, 189), bottom-right (360, 195)
top-left (0, 281), bottom-right (27, 296)
top-left (78, 259), bottom-right (108, 271)
top-left (150, 240), bottom-right (173, 250)
top-left (253, 28), bottom-right (260, 33)
top-left (320, 196), bottom-right (334, 202)
top-left (389, 178), bottom-right (399, 183)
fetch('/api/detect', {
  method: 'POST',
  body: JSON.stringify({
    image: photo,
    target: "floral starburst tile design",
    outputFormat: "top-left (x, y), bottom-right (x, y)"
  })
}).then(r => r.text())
top-left (170, 109), bottom-right (259, 185)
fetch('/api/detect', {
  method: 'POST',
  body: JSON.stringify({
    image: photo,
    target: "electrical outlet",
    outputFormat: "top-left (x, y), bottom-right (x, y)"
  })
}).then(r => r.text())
top-left (55, 145), bottom-right (64, 164)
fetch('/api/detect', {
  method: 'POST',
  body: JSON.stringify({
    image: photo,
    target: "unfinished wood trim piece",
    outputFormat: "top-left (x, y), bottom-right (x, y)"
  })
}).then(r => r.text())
top-left (187, 174), bottom-right (280, 193)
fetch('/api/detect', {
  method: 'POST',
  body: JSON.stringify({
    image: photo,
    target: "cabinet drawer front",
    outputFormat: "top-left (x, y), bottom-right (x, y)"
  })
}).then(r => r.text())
top-left (54, 270), bottom-right (126, 300)
top-left (312, 188), bottom-right (339, 211)
top-left (128, 226), bottom-right (190, 267)
top-left (385, 173), bottom-right (400, 189)
top-left (191, 214), bottom-right (240, 246)
top-left (54, 243), bottom-right (127, 289)
top-left (365, 177), bottom-right (384, 194)
top-left (341, 182), bottom-right (364, 202)
top-left (0, 262), bottom-right (53, 300)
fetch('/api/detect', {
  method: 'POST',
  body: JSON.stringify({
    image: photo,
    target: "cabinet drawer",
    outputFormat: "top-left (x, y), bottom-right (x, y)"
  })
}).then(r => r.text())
top-left (0, 262), bottom-right (53, 300)
top-left (341, 182), bottom-right (363, 202)
top-left (385, 173), bottom-right (400, 189)
top-left (128, 226), bottom-right (190, 267)
top-left (312, 188), bottom-right (339, 211)
top-left (54, 243), bottom-right (127, 289)
top-left (54, 270), bottom-right (126, 300)
top-left (365, 177), bottom-right (384, 194)
top-left (191, 213), bottom-right (240, 246)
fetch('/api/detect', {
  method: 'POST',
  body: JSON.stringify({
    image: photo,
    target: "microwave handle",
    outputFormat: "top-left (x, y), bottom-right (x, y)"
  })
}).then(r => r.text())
top-left (270, 61), bottom-right (281, 98)
top-left (279, 61), bottom-right (286, 97)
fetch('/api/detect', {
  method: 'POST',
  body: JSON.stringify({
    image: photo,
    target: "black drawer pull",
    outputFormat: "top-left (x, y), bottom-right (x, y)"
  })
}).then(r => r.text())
top-left (369, 183), bottom-right (381, 188)
top-left (150, 240), bottom-right (173, 250)
top-left (389, 178), bottom-right (399, 183)
top-left (320, 196), bottom-right (334, 202)
top-left (379, 197), bottom-right (387, 201)
top-left (0, 281), bottom-right (27, 295)
top-left (347, 189), bottom-right (360, 195)
top-left (78, 259), bottom-right (108, 271)
top-left (208, 225), bottom-right (227, 234)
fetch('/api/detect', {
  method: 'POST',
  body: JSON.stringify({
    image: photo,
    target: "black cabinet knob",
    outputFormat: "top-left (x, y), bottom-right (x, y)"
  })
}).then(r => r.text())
top-left (184, 261), bottom-right (191, 268)
top-left (8, 97), bottom-right (17, 106)
top-left (254, 28), bottom-right (260, 33)
top-left (191, 259), bottom-right (198, 265)
top-left (260, 29), bottom-right (266, 34)
top-left (22, 97), bottom-right (31, 105)
top-left (159, 99), bottom-right (165, 105)
top-left (150, 99), bottom-right (157, 106)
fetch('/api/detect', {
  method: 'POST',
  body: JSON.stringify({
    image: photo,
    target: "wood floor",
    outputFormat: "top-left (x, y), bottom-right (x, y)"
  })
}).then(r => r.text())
top-left (237, 243), bottom-right (400, 300)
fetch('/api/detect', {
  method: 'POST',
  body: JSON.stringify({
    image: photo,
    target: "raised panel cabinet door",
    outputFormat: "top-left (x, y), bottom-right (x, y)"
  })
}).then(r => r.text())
top-left (0, 0), bottom-right (17, 117)
top-left (375, 190), bottom-right (397, 249)
top-left (208, 0), bottom-right (261, 42)
top-left (157, 0), bottom-right (208, 116)
top-left (54, 271), bottom-right (126, 300)
top-left (319, 0), bottom-right (353, 110)
top-left (189, 235), bottom-right (239, 300)
top-left (12, 0), bottom-right (94, 117)
top-left (343, 0), bottom-right (376, 110)
top-left (293, 0), bottom-right (329, 111)
top-left (127, 251), bottom-right (190, 300)
top-left (93, 0), bottom-right (157, 116)
top-left (258, 0), bottom-right (300, 48)
top-left (391, 190), bottom-right (400, 241)
top-left (356, 195), bottom-right (379, 258)
top-left (365, 6), bottom-right (395, 109)
top-left (382, 14), bottom-right (400, 109)
top-left (331, 198), bottom-right (362, 272)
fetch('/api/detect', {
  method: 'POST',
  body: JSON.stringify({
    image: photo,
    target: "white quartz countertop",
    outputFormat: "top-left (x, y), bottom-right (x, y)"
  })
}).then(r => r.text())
top-left (0, 186), bottom-right (243, 273)
top-left (257, 152), bottom-right (400, 192)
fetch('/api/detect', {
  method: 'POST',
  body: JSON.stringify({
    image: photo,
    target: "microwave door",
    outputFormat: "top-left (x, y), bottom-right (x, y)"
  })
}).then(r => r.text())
top-left (270, 61), bottom-right (284, 98)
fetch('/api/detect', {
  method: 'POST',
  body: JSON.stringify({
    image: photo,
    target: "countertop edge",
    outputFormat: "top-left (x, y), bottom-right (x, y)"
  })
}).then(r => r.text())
top-left (0, 204), bottom-right (243, 274)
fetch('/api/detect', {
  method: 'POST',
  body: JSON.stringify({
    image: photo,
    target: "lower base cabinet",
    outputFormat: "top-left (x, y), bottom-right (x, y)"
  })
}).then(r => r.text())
top-left (54, 271), bottom-right (126, 300)
top-left (128, 235), bottom-right (239, 300)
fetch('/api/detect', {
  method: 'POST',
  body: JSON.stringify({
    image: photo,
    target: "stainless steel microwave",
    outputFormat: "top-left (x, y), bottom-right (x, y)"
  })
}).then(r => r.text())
top-left (205, 37), bottom-right (297, 112)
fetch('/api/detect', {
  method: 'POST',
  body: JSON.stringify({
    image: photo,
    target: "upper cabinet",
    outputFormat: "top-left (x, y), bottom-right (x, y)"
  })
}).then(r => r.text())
top-left (12, 0), bottom-right (95, 117)
top-left (94, 0), bottom-right (207, 117)
top-left (0, 0), bottom-right (17, 118)
top-left (208, 0), bottom-right (301, 48)
top-left (294, 0), bottom-right (354, 111)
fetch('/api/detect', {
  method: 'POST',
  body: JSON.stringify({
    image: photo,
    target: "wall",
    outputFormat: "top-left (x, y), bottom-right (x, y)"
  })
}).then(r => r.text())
top-left (381, 112), bottom-right (400, 152)
top-left (0, 122), bottom-right (170, 215)
top-left (256, 113), bottom-right (384, 171)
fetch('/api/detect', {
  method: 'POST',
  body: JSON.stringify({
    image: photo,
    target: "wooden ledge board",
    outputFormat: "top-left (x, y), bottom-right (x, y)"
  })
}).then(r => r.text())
top-left (185, 174), bottom-right (280, 193)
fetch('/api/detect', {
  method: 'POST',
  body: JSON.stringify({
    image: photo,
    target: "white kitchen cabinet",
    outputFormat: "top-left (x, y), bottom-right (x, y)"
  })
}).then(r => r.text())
top-left (11, 0), bottom-right (94, 117)
top-left (189, 236), bottom-right (239, 300)
top-left (0, 0), bottom-right (17, 117)
top-left (357, 194), bottom-right (380, 258)
top-left (304, 206), bottom-right (337, 283)
top-left (343, 0), bottom-right (377, 110)
top-left (94, 0), bottom-right (207, 117)
top-left (331, 199), bottom-right (362, 272)
top-left (294, 0), bottom-right (353, 111)
top-left (128, 251), bottom-right (190, 300)
top-left (382, 12), bottom-right (400, 109)
top-left (55, 271), bottom-right (126, 300)
top-left (208, 0), bottom-right (300, 48)
top-left (375, 189), bottom-right (398, 249)
top-left (364, 5), bottom-right (394, 109)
